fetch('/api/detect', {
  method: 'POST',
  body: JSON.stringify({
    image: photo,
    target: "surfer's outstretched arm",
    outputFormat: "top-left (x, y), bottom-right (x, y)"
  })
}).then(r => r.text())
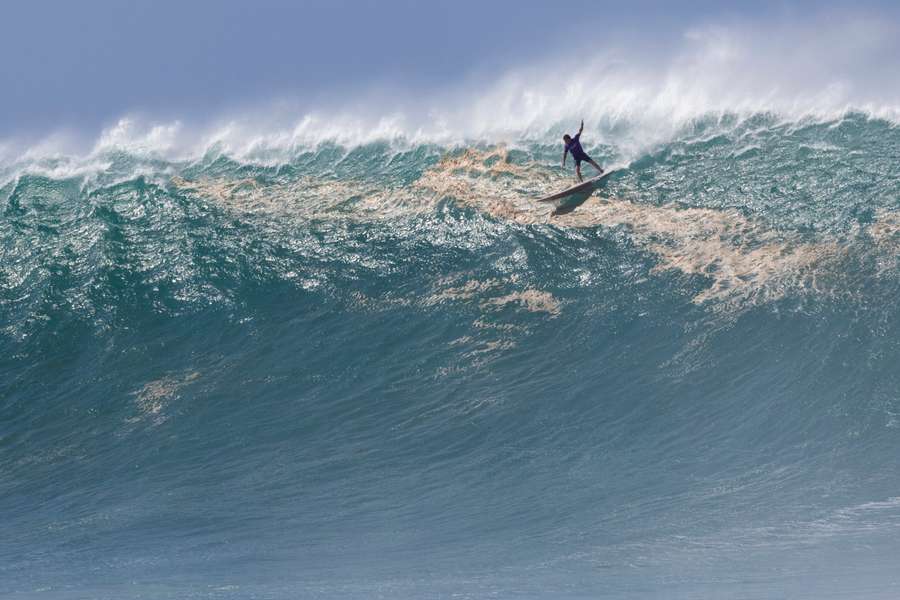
top-left (562, 148), bottom-right (568, 167)
top-left (578, 120), bottom-right (584, 135)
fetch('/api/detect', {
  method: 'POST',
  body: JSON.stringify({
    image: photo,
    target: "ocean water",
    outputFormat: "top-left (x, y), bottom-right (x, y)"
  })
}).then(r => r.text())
top-left (3, 111), bottom-right (900, 599)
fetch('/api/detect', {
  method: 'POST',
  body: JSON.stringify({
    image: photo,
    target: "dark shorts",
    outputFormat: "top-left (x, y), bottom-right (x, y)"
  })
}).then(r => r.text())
top-left (573, 151), bottom-right (592, 166)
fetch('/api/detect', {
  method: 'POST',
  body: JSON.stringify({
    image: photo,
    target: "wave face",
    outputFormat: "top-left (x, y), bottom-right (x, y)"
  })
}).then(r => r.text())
top-left (3, 112), bottom-right (900, 599)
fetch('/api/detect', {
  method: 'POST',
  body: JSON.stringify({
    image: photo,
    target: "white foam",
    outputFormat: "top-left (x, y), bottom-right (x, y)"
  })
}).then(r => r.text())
top-left (92, 118), bottom-right (184, 156)
top-left (2, 13), bottom-right (899, 169)
top-left (127, 371), bottom-right (200, 427)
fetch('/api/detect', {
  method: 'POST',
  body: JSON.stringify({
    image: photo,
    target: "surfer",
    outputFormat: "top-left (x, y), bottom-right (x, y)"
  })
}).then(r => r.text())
top-left (563, 120), bottom-right (604, 182)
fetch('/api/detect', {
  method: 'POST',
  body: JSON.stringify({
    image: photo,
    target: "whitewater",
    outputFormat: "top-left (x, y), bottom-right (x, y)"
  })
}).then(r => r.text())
top-left (4, 18), bottom-right (900, 600)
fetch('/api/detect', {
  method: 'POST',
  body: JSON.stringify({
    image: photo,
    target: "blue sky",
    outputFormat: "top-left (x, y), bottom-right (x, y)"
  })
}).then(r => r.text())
top-left (1, 0), bottom-right (898, 137)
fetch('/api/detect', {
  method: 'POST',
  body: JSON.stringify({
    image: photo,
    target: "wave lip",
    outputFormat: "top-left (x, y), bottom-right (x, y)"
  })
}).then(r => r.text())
top-left (4, 13), bottom-right (900, 171)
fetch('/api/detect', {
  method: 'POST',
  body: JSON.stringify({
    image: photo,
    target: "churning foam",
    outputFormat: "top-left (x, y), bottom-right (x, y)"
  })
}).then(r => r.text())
top-left (3, 13), bottom-right (900, 168)
top-left (171, 145), bottom-right (880, 310)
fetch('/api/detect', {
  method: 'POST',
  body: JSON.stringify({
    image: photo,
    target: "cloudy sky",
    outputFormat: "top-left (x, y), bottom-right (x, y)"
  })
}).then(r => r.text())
top-left (2, 0), bottom-right (899, 144)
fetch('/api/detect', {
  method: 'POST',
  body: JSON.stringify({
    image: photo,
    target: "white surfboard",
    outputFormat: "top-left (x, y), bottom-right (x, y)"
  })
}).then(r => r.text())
top-left (537, 170), bottom-right (613, 203)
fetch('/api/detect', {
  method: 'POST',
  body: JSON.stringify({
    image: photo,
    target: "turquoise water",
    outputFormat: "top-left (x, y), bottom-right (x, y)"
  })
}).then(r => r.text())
top-left (3, 113), bottom-right (900, 599)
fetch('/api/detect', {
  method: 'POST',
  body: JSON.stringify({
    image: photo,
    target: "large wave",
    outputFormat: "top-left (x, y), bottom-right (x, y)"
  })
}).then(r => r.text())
top-left (4, 14), bottom-right (900, 600)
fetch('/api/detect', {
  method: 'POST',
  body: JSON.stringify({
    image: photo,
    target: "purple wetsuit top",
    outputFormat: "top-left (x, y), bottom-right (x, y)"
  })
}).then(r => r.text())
top-left (565, 132), bottom-right (590, 163)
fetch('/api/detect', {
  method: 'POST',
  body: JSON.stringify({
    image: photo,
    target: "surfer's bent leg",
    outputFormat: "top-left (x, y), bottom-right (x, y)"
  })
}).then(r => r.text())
top-left (575, 161), bottom-right (583, 182)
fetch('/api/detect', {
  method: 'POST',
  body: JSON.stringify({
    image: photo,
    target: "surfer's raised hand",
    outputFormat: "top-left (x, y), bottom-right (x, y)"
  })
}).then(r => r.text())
top-left (579, 120), bottom-right (584, 134)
